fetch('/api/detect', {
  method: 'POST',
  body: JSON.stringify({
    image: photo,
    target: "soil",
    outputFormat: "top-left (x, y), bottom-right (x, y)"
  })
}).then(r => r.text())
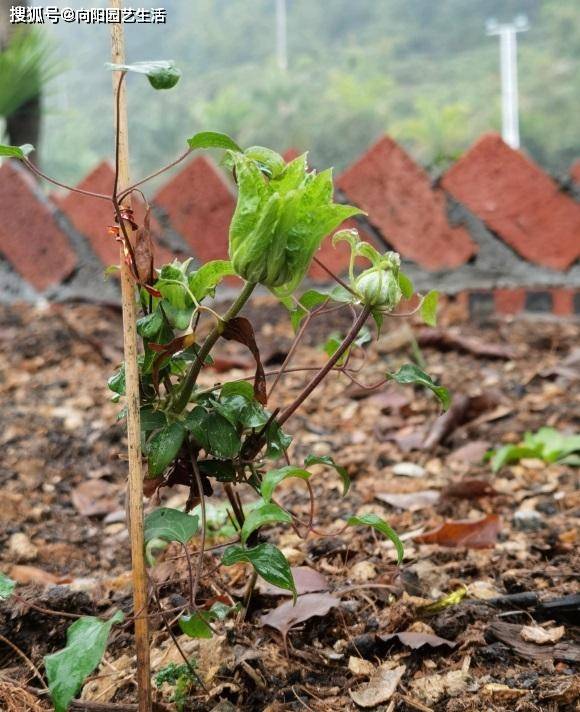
top-left (0, 299), bottom-right (579, 712)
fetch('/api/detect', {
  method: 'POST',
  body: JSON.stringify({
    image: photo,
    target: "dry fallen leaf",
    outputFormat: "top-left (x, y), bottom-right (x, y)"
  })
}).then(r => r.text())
top-left (448, 440), bottom-right (491, 464)
top-left (260, 592), bottom-right (340, 649)
top-left (520, 624), bottom-right (565, 645)
top-left (9, 564), bottom-right (67, 586)
top-left (482, 683), bottom-right (527, 701)
top-left (442, 478), bottom-right (498, 500)
top-left (348, 656), bottom-right (376, 677)
top-left (71, 479), bottom-right (118, 517)
top-left (349, 664), bottom-right (405, 708)
top-left (376, 490), bottom-right (440, 511)
top-left (256, 566), bottom-right (330, 597)
top-left (414, 514), bottom-right (501, 548)
top-left (411, 666), bottom-right (473, 705)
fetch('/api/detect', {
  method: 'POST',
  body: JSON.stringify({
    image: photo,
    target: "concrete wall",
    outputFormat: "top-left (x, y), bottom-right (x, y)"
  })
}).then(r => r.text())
top-left (1, 132), bottom-right (579, 317)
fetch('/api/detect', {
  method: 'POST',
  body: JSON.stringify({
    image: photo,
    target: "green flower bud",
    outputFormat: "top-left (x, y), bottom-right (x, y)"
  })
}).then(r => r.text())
top-left (355, 266), bottom-right (402, 309)
top-left (229, 152), bottom-right (361, 294)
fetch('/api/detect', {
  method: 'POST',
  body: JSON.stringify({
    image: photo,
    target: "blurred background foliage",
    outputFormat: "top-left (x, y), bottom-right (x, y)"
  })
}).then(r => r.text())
top-left (3, 0), bottom-right (576, 185)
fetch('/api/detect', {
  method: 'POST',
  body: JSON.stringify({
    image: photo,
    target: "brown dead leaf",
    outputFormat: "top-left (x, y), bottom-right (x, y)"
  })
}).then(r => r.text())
top-left (222, 317), bottom-right (267, 404)
top-left (71, 479), bottom-right (119, 517)
top-left (376, 490), bottom-right (440, 511)
top-left (349, 663), bottom-right (405, 708)
top-left (9, 564), bottom-right (67, 586)
top-left (520, 624), bottom-right (565, 645)
top-left (414, 514), bottom-right (501, 548)
top-left (448, 440), bottom-right (491, 464)
top-left (411, 666), bottom-right (474, 705)
top-left (441, 478), bottom-right (498, 500)
top-left (417, 328), bottom-right (516, 359)
top-left (378, 631), bottom-right (456, 650)
top-left (256, 566), bottom-right (330, 597)
top-left (260, 593), bottom-right (339, 649)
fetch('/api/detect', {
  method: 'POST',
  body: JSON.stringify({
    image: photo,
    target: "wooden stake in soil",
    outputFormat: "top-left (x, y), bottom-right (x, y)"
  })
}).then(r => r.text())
top-left (109, 4), bottom-right (152, 710)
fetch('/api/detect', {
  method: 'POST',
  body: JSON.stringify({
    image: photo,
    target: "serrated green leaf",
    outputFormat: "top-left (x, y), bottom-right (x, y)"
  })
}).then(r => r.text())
top-left (45, 611), bottom-right (124, 712)
top-left (106, 60), bottom-right (180, 89)
top-left (260, 466), bottom-right (311, 503)
top-left (0, 572), bottom-right (15, 600)
top-left (347, 514), bottom-right (404, 564)
top-left (222, 543), bottom-right (296, 598)
top-left (304, 454), bottom-right (350, 495)
top-left (187, 131), bottom-right (242, 153)
top-left (241, 501), bottom-right (292, 543)
top-left (387, 363), bottom-right (450, 411)
top-left (144, 507), bottom-right (199, 545)
top-left (147, 422), bottom-right (185, 476)
top-left (398, 271), bottom-right (414, 299)
top-left (136, 310), bottom-right (164, 338)
top-left (188, 260), bottom-right (235, 302)
top-left (421, 290), bottom-right (439, 327)
top-left (0, 143), bottom-right (34, 158)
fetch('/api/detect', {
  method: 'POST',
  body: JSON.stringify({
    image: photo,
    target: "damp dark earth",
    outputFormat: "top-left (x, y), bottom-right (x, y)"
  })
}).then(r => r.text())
top-left (1, 300), bottom-right (578, 711)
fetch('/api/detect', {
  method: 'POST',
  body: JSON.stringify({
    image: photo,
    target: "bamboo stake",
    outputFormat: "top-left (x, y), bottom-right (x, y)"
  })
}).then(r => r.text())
top-left (109, 5), bottom-right (152, 710)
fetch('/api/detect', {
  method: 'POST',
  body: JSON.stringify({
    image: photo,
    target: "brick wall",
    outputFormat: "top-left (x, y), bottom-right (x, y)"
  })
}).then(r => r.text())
top-left (1, 132), bottom-right (579, 317)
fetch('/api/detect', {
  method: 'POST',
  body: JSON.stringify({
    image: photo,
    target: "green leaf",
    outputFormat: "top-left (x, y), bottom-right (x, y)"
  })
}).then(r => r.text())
top-left (45, 611), bottom-right (124, 712)
top-left (264, 421), bottom-right (293, 459)
top-left (289, 289), bottom-right (330, 331)
top-left (107, 364), bottom-right (126, 396)
top-left (188, 260), bottom-right (235, 302)
top-left (179, 602), bottom-right (236, 639)
top-left (260, 466), bottom-right (311, 503)
top-left (159, 300), bottom-right (193, 331)
top-left (241, 501), bottom-right (292, 543)
top-left (140, 406), bottom-right (167, 434)
top-left (147, 422), bottom-right (185, 476)
top-left (106, 60), bottom-right (180, 89)
top-left (304, 454), bottom-right (350, 495)
top-left (187, 131), bottom-right (242, 153)
top-left (490, 444), bottom-right (539, 472)
top-left (387, 363), bottom-right (450, 411)
top-left (184, 408), bottom-right (241, 459)
top-left (347, 514), bottom-right (404, 564)
top-left (144, 508), bottom-right (199, 545)
top-left (0, 572), bottom-right (15, 600)
top-left (420, 290), bottom-right (439, 327)
top-left (0, 143), bottom-right (34, 158)
top-left (137, 310), bottom-right (164, 339)
top-left (244, 146), bottom-right (286, 178)
top-left (398, 271), bottom-right (414, 299)
top-left (222, 543), bottom-right (296, 598)
top-left (260, 466), bottom-right (312, 503)
top-left (220, 381), bottom-right (254, 400)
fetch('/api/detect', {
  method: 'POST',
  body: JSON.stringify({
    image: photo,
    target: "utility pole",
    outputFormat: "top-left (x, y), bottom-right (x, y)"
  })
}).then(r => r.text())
top-left (486, 15), bottom-right (528, 149)
top-left (276, 0), bottom-right (288, 71)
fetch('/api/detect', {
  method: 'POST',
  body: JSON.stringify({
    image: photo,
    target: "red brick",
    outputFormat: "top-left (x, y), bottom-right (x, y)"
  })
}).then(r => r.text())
top-left (337, 136), bottom-right (477, 271)
top-left (442, 133), bottom-right (580, 270)
top-left (0, 163), bottom-right (77, 291)
top-left (153, 156), bottom-right (235, 264)
top-left (570, 159), bottom-right (580, 185)
top-left (56, 161), bottom-right (174, 268)
top-left (494, 288), bottom-right (526, 315)
top-left (551, 288), bottom-right (575, 316)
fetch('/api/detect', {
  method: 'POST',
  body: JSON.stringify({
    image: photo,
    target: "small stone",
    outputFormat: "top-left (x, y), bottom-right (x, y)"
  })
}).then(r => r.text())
top-left (9, 532), bottom-right (38, 562)
top-left (513, 509), bottom-right (544, 531)
top-left (393, 462), bottom-right (425, 477)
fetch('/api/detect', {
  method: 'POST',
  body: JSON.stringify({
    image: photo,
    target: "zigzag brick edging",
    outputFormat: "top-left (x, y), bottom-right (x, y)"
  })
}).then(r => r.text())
top-left (56, 161), bottom-right (175, 267)
top-left (337, 136), bottom-right (478, 270)
top-left (0, 132), bottom-right (578, 317)
top-left (0, 162), bottom-right (77, 291)
top-left (442, 133), bottom-right (580, 270)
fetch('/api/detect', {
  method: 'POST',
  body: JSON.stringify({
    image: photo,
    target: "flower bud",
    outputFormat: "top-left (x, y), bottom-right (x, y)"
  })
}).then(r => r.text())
top-left (355, 267), bottom-right (402, 309)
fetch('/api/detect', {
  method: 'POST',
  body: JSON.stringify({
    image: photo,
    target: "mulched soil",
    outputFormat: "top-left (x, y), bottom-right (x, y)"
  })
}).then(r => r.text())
top-left (0, 299), bottom-right (579, 712)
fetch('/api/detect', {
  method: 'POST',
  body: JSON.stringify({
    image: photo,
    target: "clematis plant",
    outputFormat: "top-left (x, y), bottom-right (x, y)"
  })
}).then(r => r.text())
top-left (0, 56), bottom-right (450, 711)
